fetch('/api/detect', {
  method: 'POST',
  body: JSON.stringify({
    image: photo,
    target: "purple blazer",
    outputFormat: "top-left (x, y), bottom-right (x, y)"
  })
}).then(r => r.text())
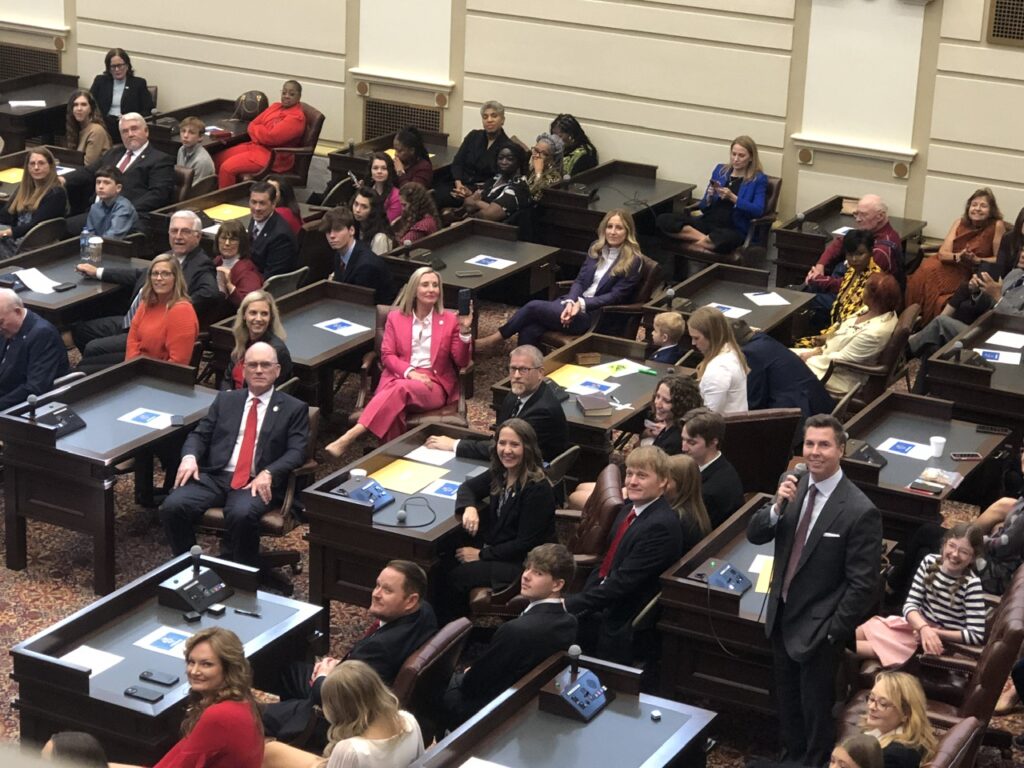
top-left (565, 249), bottom-right (644, 311)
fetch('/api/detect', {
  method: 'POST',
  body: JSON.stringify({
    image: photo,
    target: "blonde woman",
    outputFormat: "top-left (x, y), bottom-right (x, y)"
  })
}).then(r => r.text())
top-left (667, 454), bottom-right (712, 551)
top-left (125, 253), bottom-right (198, 365)
top-left (227, 290), bottom-right (292, 389)
top-left (0, 147), bottom-right (68, 257)
top-left (687, 306), bottom-right (749, 413)
top-left (856, 671), bottom-right (938, 768)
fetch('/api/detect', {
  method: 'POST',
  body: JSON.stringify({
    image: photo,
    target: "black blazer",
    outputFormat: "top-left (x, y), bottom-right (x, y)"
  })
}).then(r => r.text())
top-left (747, 473), bottom-right (882, 661)
top-left (333, 240), bottom-right (396, 305)
top-left (89, 73), bottom-right (155, 121)
top-left (456, 381), bottom-right (568, 463)
top-left (0, 310), bottom-right (69, 410)
top-left (451, 128), bottom-right (512, 186)
top-left (104, 246), bottom-right (220, 319)
top-left (250, 211), bottom-right (298, 279)
top-left (82, 143), bottom-right (175, 213)
top-left (648, 343), bottom-right (685, 365)
top-left (651, 423), bottom-right (682, 455)
top-left (0, 186), bottom-right (68, 238)
top-left (743, 332), bottom-right (834, 418)
top-left (565, 496), bottom-right (683, 627)
top-left (701, 454), bottom-right (745, 528)
top-left (455, 474), bottom-right (556, 564)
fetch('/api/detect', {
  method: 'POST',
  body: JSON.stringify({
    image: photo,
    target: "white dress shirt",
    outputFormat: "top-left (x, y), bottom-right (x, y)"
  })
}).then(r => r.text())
top-left (580, 246), bottom-right (620, 306)
top-left (406, 310), bottom-right (433, 374)
top-left (224, 388), bottom-right (275, 475)
top-left (769, 467), bottom-right (843, 539)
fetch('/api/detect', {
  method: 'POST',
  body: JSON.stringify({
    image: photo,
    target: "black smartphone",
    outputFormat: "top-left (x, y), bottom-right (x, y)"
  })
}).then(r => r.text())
top-left (53, 282), bottom-right (76, 292)
top-left (458, 288), bottom-right (472, 316)
top-left (140, 670), bottom-right (179, 687)
top-left (455, 270), bottom-right (482, 278)
top-left (124, 685), bottom-right (164, 703)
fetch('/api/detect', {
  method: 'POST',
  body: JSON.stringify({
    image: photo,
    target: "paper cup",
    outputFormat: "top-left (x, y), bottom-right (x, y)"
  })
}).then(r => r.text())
top-left (350, 468), bottom-right (367, 479)
top-left (929, 436), bottom-right (947, 458)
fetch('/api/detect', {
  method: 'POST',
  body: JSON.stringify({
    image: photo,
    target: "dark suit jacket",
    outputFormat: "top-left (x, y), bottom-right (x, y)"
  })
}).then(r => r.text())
top-left (455, 381), bottom-right (568, 463)
top-left (182, 387), bottom-right (308, 499)
top-left (250, 211), bottom-right (298, 279)
top-left (0, 311), bottom-right (70, 410)
top-left (701, 454), bottom-right (745, 528)
top-left (0, 186), bottom-right (68, 238)
top-left (565, 496), bottom-right (683, 627)
top-left (565, 251), bottom-right (643, 313)
top-left (652, 423), bottom-right (682, 455)
top-left (743, 332), bottom-right (834, 418)
top-left (103, 246), bottom-right (220, 319)
top-left (648, 343), bottom-right (686, 365)
top-left (455, 474), bottom-right (556, 564)
top-left (333, 240), bottom-right (396, 305)
top-left (86, 143), bottom-right (175, 212)
top-left (746, 473), bottom-right (882, 661)
top-left (89, 73), bottom-right (155, 119)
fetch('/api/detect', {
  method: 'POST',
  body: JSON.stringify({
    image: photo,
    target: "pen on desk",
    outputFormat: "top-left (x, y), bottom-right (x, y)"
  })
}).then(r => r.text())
top-left (638, 368), bottom-right (657, 375)
top-left (610, 395), bottom-right (623, 407)
top-left (234, 607), bottom-right (261, 618)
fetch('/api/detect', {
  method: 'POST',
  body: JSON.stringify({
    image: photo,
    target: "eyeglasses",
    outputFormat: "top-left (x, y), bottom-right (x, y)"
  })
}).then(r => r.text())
top-left (150, 270), bottom-right (174, 279)
top-left (109, 62), bottom-right (128, 71)
top-left (508, 366), bottom-right (539, 375)
top-left (867, 694), bottom-right (894, 710)
top-left (218, 235), bottom-right (240, 242)
top-left (169, 228), bottom-right (197, 236)
top-left (244, 361), bottom-right (279, 370)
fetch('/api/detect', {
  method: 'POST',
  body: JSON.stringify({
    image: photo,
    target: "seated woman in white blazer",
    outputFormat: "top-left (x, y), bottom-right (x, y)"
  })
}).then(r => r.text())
top-left (687, 305), bottom-right (749, 414)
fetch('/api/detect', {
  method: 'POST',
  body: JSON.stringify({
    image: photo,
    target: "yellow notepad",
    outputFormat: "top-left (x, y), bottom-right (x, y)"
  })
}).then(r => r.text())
top-left (547, 363), bottom-right (608, 390)
top-left (203, 203), bottom-right (250, 222)
top-left (370, 459), bottom-right (448, 495)
top-left (384, 147), bottom-right (435, 160)
top-left (0, 168), bottom-right (24, 184)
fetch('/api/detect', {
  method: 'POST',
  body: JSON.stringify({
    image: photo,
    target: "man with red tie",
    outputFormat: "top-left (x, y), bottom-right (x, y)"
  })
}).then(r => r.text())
top-left (159, 341), bottom-right (308, 567)
top-left (564, 446), bottom-right (683, 664)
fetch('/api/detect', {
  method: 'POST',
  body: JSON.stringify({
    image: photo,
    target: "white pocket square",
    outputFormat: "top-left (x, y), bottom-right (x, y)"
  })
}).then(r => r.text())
top-left (823, 532), bottom-right (841, 538)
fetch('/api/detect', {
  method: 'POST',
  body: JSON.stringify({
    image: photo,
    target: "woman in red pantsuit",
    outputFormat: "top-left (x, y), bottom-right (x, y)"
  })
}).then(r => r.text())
top-left (214, 80), bottom-right (306, 188)
top-left (325, 267), bottom-right (473, 458)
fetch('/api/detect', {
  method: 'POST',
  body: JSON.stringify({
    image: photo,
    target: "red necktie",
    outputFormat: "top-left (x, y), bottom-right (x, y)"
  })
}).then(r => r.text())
top-left (230, 398), bottom-right (259, 490)
top-left (782, 484), bottom-right (818, 601)
top-left (361, 619), bottom-right (381, 639)
top-left (599, 508), bottom-right (637, 578)
top-left (117, 150), bottom-right (133, 172)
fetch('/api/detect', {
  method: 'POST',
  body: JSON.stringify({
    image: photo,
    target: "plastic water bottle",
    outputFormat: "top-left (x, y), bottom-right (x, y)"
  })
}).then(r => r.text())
top-left (79, 227), bottom-right (91, 260)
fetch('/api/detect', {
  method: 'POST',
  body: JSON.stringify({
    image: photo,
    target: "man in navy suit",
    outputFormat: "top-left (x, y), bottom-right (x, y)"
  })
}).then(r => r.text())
top-left (159, 341), bottom-right (309, 566)
top-left (249, 181), bottom-right (298, 279)
top-left (680, 407), bottom-right (745, 528)
top-left (565, 446), bottom-right (683, 663)
top-left (747, 414), bottom-right (881, 766)
top-left (322, 206), bottom-right (396, 304)
top-left (0, 290), bottom-right (69, 410)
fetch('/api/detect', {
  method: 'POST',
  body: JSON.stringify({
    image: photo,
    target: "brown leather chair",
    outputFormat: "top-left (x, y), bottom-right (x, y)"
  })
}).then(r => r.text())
top-left (189, 175), bottom-right (218, 197)
top-left (197, 406), bottom-right (320, 594)
top-left (241, 102), bottom-right (325, 188)
top-left (721, 408), bottom-right (801, 494)
top-left (348, 305), bottom-right (472, 429)
top-left (924, 716), bottom-right (984, 768)
top-left (390, 617), bottom-right (473, 746)
top-left (173, 164), bottom-right (195, 203)
top-left (559, 463), bottom-right (624, 591)
top-left (15, 218), bottom-right (67, 254)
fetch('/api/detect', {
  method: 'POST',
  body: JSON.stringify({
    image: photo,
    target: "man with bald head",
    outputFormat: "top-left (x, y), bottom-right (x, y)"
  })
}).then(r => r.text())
top-left (159, 341), bottom-right (309, 568)
top-left (0, 289), bottom-right (68, 410)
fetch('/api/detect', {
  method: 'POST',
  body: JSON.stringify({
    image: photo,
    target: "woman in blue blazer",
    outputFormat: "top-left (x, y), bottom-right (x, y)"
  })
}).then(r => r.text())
top-left (657, 135), bottom-right (767, 254)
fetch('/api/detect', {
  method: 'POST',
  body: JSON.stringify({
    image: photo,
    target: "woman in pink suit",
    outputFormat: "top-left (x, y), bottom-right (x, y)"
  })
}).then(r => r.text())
top-left (214, 80), bottom-right (307, 188)
top-left (325, 267), bottom-right (474, 458)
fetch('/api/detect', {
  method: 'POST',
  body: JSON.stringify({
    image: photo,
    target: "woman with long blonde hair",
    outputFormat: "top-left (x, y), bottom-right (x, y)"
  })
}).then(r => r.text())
top-left (856, 671), bottom-right (938, 768)
top-left (0, 147), bottom-right (68, 257)
top-left (666, 454), bottom-right (711, 551)
top-left (687, 306), bottom-right (749, 413)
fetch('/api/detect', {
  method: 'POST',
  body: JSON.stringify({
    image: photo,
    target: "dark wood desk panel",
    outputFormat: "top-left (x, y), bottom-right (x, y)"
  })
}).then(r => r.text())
top-left (491, 333), bottom-right (689, 481)
top-left (147, 98), bottom-right (249, 155)
top-left (538, 161), bottom-right (696, 251)
top-left (12, 553), bottom-right (320, 763)
top-left (842, 391), bottom-right (1009, 543)
top-left (328, 130), bottom-right (455, 186)
top-left (0, 73), bottom-right (79, 153)
top-left (774, 195), bottom-right (926, 287)
top-left (209, 280), bottom-right (376, 414)
top-left (415, 651), bottom-right (715, 768)
top-left (0, 359), bottom-right (218, 594)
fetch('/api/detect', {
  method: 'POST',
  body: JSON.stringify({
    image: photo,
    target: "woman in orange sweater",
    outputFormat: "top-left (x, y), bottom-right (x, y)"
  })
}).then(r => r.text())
top-left (126, 253), bottom-right (199, 364)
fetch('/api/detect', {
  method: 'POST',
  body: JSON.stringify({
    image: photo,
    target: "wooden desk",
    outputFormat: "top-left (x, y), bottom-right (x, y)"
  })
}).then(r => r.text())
top-left (644, 263), bottom-right (814, 345)
top-left (539, 160), bottom-right (696, 251)
top-left (842, 391), bottom-right (1010, 543)
top-left (491, 333), bottom-right (689, 481)
top-left (0, 73), bottom-right (79, 153)
top-left (12, 553), bottom-right (320, 764)
top-left (0, 145), bottom-right (84, 200)
top-left (327, 130), bottom-right (456, 187)
top-left (303, 423), bottom-right (489, 635)
top-left (415, 651), bottom-right (715, 768)
top-left (926, 311), bottom-right (1024, 436)
top-left (774, 195), bottom-right (926, 287)
top-left (0, 359), bottom-right (219, 594)
top-left (209, 280), bottom-right (376, 415)
top-left (146, 98), bottom-right (249, 155)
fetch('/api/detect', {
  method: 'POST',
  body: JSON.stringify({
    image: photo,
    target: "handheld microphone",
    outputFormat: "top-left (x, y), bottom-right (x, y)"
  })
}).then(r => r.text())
top-left (939, 341), bottom-right (963, 362)
top-left (26, 394), bottom-right (37, 422)
top-left (777, 462), bottom-right (808, 515)
top-left (190, 544), bottom-right (202, 574)
top-left (568, 644), bottom-right (582, 678)
top-left (795, 212), bottom-right (805, 225)
top-left (665, 287), bottom-right (676, 300)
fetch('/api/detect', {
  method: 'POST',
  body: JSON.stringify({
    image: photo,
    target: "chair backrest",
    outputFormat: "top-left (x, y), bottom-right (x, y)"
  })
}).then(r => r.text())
top-left (289, 103), bottom-right (326, 185)
top-left (748, 175), bottom-right (783, 248)
top-left (262, 266), bottom-right (309, 298)
top-left (322, 178), bottom-right (355, 208)
top-left (15, 218), bottom-right (67, 254)
top-left (633, 254), bottom-right (665, 305)
top-left (859, 303), bottom-right (920, 403)
top-left (568, 463), bottom-right (623, 559)
top-left (391, 617), bottom-right (473, 745)
top-left (276, 376), bottom-right (300, 395)
top-left (373, 303), bottom-right (391, 355)
top-left (923, 716), bottom-right (984, 768)
top-left (957, 612), bottom-right (1024, 721)
top-left (174, 164), bottom-right (195, 203)
top-left (190, 175), bottom-right (217, 197)
top-left (722, 408), bottom-right (801, 494)
top-left (545, 446), bottom-right (580, 489)
top-left (147, 85), bottom-right (158, 109)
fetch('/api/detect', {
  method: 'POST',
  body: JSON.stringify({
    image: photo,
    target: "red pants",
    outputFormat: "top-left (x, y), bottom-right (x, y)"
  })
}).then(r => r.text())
top-left (215, 143), bottom-right (272, 188)
top-left (359, 373), bottom-right (449, 441)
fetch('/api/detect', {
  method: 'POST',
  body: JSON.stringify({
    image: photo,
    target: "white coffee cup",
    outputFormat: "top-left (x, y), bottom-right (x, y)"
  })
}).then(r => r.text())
top-left (350, 468), bottom-right (367, 479)
top-left (929, 436), bottom-right (947, 458)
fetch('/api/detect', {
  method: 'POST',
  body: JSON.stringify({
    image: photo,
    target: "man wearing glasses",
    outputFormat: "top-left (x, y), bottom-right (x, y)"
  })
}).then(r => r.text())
top-left (160, 341), bottom-right (309, 570)
top-left (425, 344), bottom-right (567, 462)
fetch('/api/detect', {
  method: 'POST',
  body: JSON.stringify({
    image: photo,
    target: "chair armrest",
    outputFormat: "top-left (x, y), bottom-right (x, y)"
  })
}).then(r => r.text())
top-left (831, 359), bottom-right (887, 377)
top-left (269, 145), bottom-right (314, 157)
top-left (942, 641), bottom-right (984, 660)
top-left (918, 653), bottom-right (975, 676)
top-left (554, 280), bottom-right (574, 291)
top-left (598, 303), bottom-right (645, 317)
top-left (574, 554), bottom-right (599, 568)
top-left (355, 351), bottom-right (380, 411)
top-left (556, 508), bottom-right (583, 522)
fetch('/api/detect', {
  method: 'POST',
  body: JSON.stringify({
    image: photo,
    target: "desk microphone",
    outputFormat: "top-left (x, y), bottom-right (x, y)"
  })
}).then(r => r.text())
top-left (777, 462), bottom-right (808, 516)
top-left (190, 545), bottom-right (202, 575)
top-left (26, 394), bottom-right (37, 422)
top-left (939, 341), bottom-right (963, 362)
top-left (345, 139), bottom-right (356, 156)
top-left (795, 212), bottom-right (805, 225)
top-left (665, 287), bottom-right (675, 300)
top-left (396, 508), bottom-right (407, 525)
top-left (568, 644), bottom-right (582, 679)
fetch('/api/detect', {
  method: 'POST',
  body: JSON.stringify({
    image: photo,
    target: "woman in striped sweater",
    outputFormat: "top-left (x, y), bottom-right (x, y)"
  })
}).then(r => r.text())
top-left (856, 523), bottom-right (986, 666)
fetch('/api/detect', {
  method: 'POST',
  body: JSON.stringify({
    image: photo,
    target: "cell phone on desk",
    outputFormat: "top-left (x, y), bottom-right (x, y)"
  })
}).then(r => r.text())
top-left (458, 288), bottom-right (472, 316)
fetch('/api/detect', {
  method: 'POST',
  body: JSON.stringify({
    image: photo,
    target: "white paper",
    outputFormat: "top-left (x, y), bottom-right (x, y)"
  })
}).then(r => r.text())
top-left (313, 317), bottom-right (371, 337)
top-left (706, 303), bottom-right (752, 319)
top-left (61, 645), bottom-right (124, 677)
top-left (466, 254), bottom-right (515, 270)
top-left (566, 379), bottom-right (621, 396)
top-left (420, 478), bottom-right (461, 499)
top-left (458, 759), bottom-right (511, 768)
top-left (405, 445), bottom-right (456, 466)
top-left (55, 166), bottom-right (75, 176)
top-left (118, 407), bottom-right (173, 430)
top-left (748, 554), bottom-right (773, 574)
top-left (878, 437), bottom-right (933, 461)
top-left (9, 100), bottom-right (45, 108)
top-left (202, 223), bottom-right (221, 236)
top-left (832, 226), bottom-right (854, 237)
top-left (743, 291), bottom-right (790, 307)
top-left (589, 358), bottom-right (649, 378)
top-left (133, 626), bottom-right (192, 658)
top-left (985, 331), bottom-right (1024, 350)
top-left (974, 348), bottom-right (1022, 366)
top-left (13, 267), bottom-right (60, 294)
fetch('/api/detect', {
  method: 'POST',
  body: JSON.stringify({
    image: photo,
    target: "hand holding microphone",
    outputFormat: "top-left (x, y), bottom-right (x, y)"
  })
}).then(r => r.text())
top-left (775, 463), bottom-right (808, 516)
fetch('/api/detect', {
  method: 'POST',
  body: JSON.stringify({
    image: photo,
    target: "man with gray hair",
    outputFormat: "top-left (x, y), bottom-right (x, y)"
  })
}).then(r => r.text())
top-left (0, 289), bottom-right (68, 410)
top-left (425, 344), bottom-right (567, 462)
top-left (72, 210), bottom-right (218, 372)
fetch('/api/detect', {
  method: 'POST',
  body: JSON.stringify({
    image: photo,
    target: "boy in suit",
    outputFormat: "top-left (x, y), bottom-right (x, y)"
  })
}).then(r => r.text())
top-left (322, 205), bottom-right (396, 305)
top-left (680, 407), bottom-right (745, 528)
top-left (648, 311), bottom-right (686, 364)
top-left (443, 543), bottom-right (578, 729)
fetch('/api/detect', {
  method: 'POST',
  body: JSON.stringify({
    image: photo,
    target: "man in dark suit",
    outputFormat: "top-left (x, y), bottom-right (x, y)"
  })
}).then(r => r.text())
top-left (322, 206), bottom-right (395, 305)
top-left (425, 345), bottom-right (567, 462)
top-left (565, 446), bottom-right (683, 663)
top-left (65, 112), bottom-right (175, 219)
top-left (73, 210), bottom-right (219, 373)
top-left (262, 560), bottom-right (438, 750)
top-left (680, 407), bottom-right (745, 528)
top-left (747, 414), bottom-right (882, 766)
top-left (159, 341), bottom-right (309, 566)
top-left (249, 181), bottom-right (298, 279)
top-left (0, 290), bottom-right (69, 410)
top-left (443, 543), bottom-right (578, 729)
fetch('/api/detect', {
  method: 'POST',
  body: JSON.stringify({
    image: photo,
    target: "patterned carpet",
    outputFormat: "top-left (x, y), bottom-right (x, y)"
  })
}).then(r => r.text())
top-left (0, 305), bottom-right (1020, 767)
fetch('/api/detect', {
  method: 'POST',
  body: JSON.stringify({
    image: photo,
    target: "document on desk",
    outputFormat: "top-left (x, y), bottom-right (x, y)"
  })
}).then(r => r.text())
top-left (975, 348), bottom-right (1022, 366)
top-left (202, 222), bottom-right (221, 237)
top-left (133, 626), bottom-right (191, 658)
top-left (458, 759), bottom-right (511, 768)
top-left (984, 331), bottom-right (1024, 350)
top-left (589, 358), bottom-right (652, 378)
top-left (547, 363), bottom-right (607, 390)
top-left (13, 267), bottom-right (61, 294)
top-left (744, 291), bottom-right (790, 307)
top-left (314, 317), bottom-right (371, 337)
top-left (56, 166), bottom-right (76, 176)
top-left (8, 100), bottom-right (46, 108)
top-left (566, 379), bottom-right (621, 396)
top-left (0, 168), bottom-right (23, 184)
top-left (420, 478), bottom-right (461, 499)
top-left (61, 645), bottom-right (124, 677)
top-left (118, 408), bottom-right (174, 430)
top-left (832, 226), bottom-right (854, 237)
top-left (203, 203), bottom-right (250, 222)
top-left (748, 554), bottom-right (774, 594)
top-left (371, 459), bottom-right (448, 494)
top-left (405, 445), bottom-right (456, 466)
top-left (466, 254), bottom-right (515, 270)
top-left (878, 437), bottom-right (932, 461)
top-left (706, 303), bottom-right (751, 319)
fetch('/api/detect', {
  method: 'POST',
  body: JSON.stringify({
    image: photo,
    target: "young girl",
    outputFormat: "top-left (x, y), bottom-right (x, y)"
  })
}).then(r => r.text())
top-left (363, 152), bottom-right (402, 222)
top-left (857, 523), bottom-right (986, 666)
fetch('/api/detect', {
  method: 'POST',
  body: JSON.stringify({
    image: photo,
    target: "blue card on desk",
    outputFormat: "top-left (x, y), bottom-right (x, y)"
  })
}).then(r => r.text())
top-left (131, 411), bottom-right (161, 425)
top-left (326, 320), bottom-right (351, 332)
top-left (889, 441), bottom-right (915, 455)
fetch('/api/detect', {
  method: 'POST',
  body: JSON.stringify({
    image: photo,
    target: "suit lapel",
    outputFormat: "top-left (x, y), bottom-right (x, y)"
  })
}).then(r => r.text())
top-left (254, 391), bottom-right (281, 467)
top-left (430, 312), bottom-right (445, 367)
top-left (224, 391), bottom-right (247, 446)
top-left (793, 477), bottom-right (846, 576)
